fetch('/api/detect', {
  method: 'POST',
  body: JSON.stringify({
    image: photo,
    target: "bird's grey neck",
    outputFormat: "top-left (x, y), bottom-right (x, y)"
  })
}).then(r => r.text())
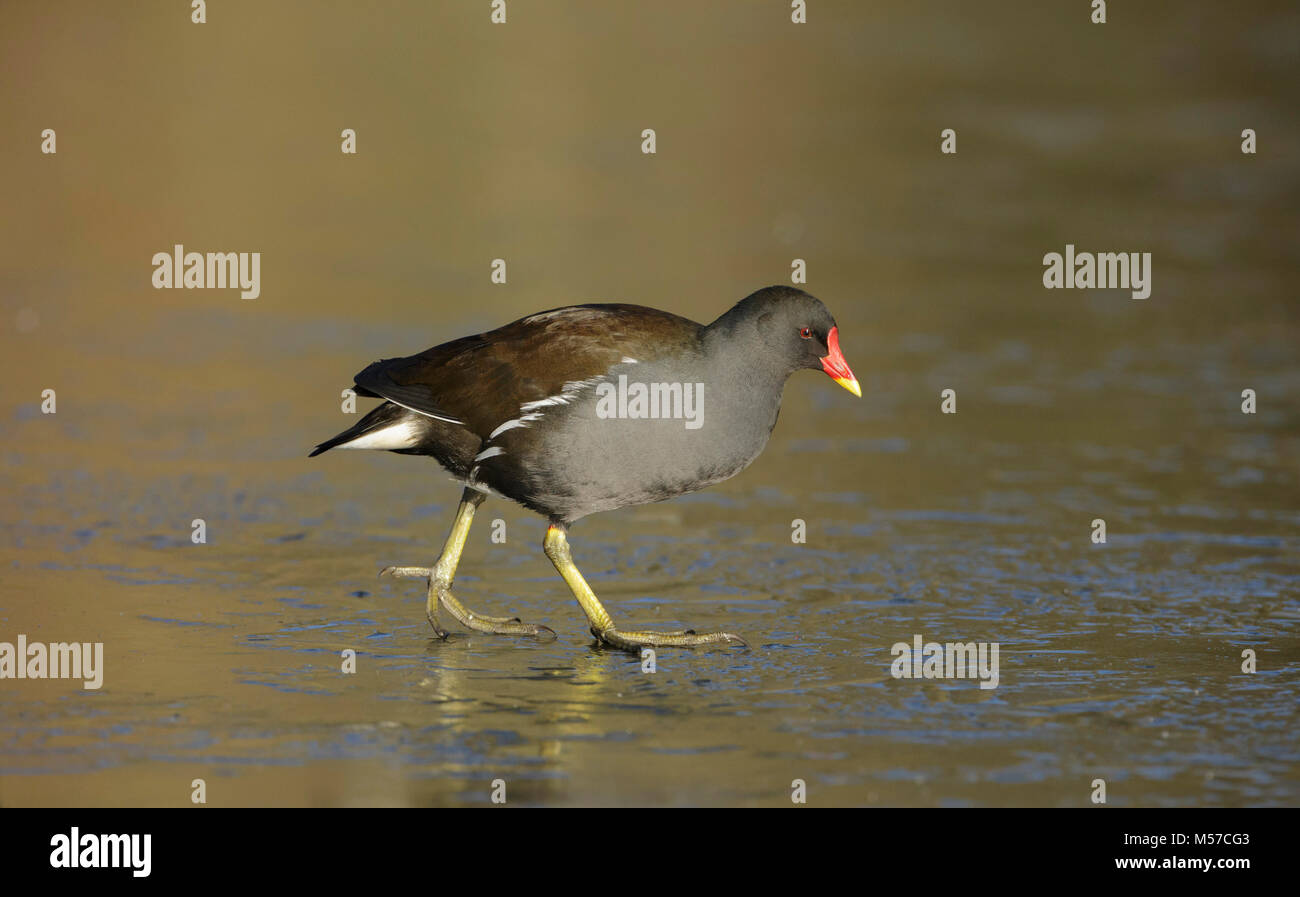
top-left (701, 317), bottom-right (789, 397)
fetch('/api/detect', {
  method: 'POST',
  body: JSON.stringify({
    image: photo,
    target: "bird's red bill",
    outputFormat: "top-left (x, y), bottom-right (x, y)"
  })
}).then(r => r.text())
top-left (820, 326), bottom-right (861, 397)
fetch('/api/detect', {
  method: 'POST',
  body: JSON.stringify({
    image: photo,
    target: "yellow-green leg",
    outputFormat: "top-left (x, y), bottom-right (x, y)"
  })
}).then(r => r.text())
top-left (542, 523), bottom-right (746, 651)
top-left (381, 488), bottom-right (554, 639)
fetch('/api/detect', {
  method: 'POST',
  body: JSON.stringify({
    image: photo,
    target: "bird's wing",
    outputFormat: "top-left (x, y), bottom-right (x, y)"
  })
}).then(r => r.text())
top-left (353, 304), bottom-right (702, 439)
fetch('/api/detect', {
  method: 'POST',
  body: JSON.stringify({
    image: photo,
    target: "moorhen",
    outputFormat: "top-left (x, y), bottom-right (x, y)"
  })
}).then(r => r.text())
top-left (310, 285), bottom-right (859, 651)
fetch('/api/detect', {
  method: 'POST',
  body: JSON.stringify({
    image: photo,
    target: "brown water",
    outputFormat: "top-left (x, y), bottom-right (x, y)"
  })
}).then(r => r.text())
top-left (2, 1), bottom-right (1298, 807)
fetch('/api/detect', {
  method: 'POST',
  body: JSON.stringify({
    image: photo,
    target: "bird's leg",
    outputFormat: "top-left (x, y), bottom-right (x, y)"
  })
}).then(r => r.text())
top-left (380, 488), bottom-right (554, 639)
top-left (542, 523), bottom-right (747, 652)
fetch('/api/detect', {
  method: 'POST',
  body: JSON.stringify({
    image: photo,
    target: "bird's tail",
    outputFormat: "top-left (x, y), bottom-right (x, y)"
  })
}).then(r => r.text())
top-left (309, 401), bottom-right (420, 457)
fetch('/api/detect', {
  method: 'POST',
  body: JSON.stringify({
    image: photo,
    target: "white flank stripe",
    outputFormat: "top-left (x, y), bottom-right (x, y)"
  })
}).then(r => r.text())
top-left (474, 446), bottom-right (505, 461)
top-left (519, 395), bottom-right (571, 412)
top-left (488, 412), bottom-right (542, 440)
top-left (519, 376), bottom-right (607, 413)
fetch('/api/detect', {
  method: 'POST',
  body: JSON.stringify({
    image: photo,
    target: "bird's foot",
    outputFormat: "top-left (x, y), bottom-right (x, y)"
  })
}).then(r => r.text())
top-left (436, 586), bottom-right (556, 639)
top-left (379, 566), bottom-right (555, 640)
top-left (593, 626), bottom-right (748, 652)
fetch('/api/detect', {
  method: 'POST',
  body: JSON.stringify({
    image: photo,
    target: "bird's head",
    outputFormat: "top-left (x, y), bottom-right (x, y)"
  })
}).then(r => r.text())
top-left (717, 286), bottom-right (861, 397)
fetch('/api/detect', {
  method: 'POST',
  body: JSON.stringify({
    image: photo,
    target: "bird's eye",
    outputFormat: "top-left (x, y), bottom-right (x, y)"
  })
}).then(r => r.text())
top-left (799, 327), bottom-right (812, 339)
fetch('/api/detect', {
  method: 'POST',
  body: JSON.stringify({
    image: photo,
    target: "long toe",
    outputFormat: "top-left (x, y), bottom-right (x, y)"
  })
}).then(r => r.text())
top-left (598, 628), bottom-right (747, 651)
top-left (424, 613), bottom-right (452, 639)
top-left (380, 565), bottom-right (432, 580)
top-left (457, 614), bottom-right (557, 639)
top-left (487, 620), bottom-right (557, 639)
top-left (437, 590), bottom-right (556, 639)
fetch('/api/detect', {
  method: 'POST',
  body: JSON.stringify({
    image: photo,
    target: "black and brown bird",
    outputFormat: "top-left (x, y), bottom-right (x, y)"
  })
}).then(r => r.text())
top-left (310, 285), bottom-right (860, 651)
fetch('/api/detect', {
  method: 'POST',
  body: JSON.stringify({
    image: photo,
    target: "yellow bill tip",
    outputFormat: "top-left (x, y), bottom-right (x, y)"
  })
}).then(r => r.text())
top-left (834, 376), bottom-right (862, 398)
